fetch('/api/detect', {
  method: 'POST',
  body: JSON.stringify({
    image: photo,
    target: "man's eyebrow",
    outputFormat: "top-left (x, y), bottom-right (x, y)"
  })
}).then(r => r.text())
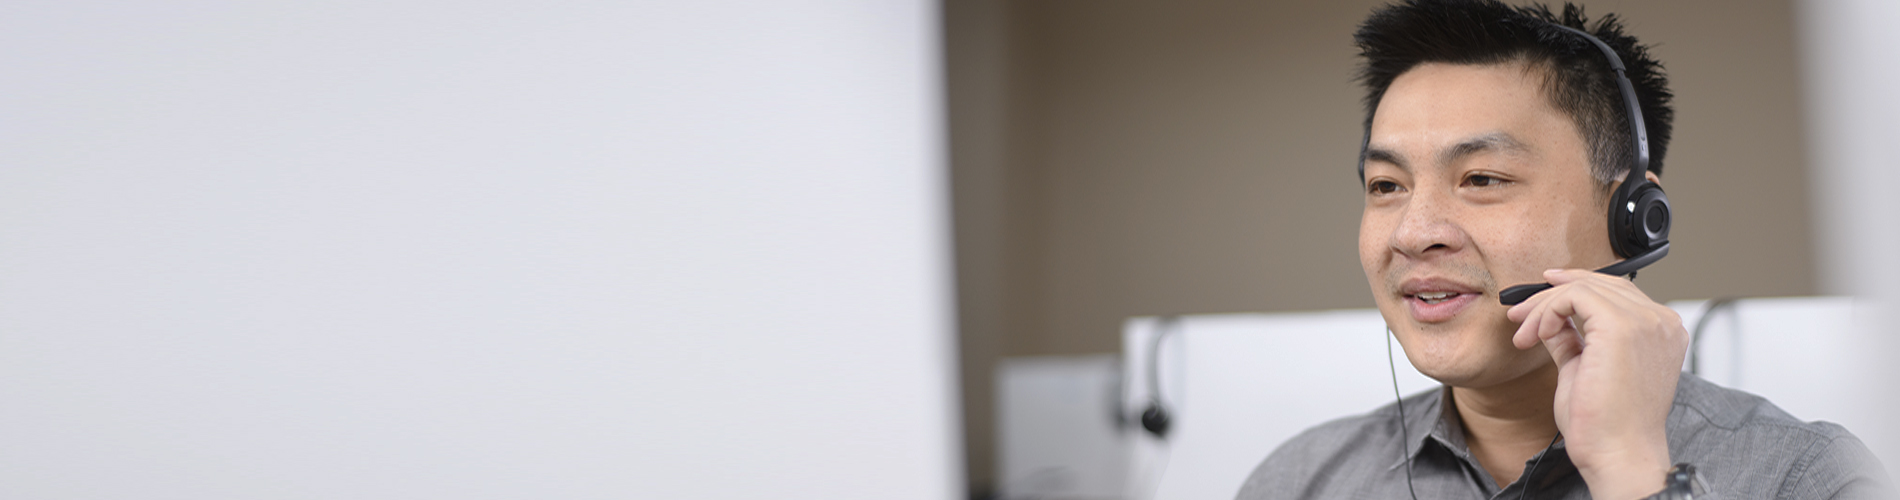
top-left (1363, 147), bottom-right (1407, 172)
top-left (1439, 132), bottom-right (1527, 166)
top-left (1361, 132), bottom-right (1522, 177)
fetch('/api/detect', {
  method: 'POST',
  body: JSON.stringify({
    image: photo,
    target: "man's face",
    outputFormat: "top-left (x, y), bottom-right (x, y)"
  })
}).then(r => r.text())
top-left (1360, 62), bottom-right (1618, 388)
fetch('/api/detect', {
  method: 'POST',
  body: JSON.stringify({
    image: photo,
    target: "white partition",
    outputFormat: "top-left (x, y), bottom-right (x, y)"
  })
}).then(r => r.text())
top-left (0, 3), bottom-right (955, 499)
top-left (995, 355), bottom-right (1129, 500)
top-left (1122, 297), bottom-right (1873, 500)
top-left (1121, 310), bottom-right (1435, 500)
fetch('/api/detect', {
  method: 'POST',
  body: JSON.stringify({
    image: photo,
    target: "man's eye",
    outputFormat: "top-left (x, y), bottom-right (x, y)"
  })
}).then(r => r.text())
top-left (1463, 174), bottom-right (1504, 187)
top-left (1368, 180), bottom-right (1402, 194)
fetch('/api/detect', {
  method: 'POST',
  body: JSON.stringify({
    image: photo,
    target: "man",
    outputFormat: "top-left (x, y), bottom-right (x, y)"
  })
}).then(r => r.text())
top-left (1237, 1), bottom-right (1891, 499)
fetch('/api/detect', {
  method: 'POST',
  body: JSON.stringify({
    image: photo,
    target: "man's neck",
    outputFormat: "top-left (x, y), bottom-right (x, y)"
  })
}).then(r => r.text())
top-left (1449, 364), bottom-right (1561, 490)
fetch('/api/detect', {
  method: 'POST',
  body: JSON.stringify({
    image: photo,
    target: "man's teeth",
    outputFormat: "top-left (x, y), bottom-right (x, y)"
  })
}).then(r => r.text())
top-left (1416, 292), bottom-right (1457, 303)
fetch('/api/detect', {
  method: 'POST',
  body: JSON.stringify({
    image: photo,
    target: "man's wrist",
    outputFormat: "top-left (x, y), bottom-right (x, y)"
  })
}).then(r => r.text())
top-left (1635, 463), bottom-right (1704, 499)
top-left (1580, 454), bottom-right (1672, 500)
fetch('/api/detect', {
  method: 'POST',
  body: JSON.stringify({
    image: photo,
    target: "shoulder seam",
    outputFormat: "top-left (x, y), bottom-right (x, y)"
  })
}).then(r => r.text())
top-left (1776, 434), bottom-right (1847, 500)
top-left (1674, 400), bottom-right (1848, 440)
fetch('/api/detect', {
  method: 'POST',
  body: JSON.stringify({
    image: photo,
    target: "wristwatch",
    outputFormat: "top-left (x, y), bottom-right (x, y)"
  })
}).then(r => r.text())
top-left (1642, 463), bottom-right (1705, 500)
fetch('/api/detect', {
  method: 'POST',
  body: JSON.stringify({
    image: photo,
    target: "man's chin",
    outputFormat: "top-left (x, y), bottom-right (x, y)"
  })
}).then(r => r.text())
top-left (1394, 321), bottom-right (1546, 388)
top-left (1407, 347), bottom-right (1554, 390)
top-left (1411, 362), bottom-right (1492, 388)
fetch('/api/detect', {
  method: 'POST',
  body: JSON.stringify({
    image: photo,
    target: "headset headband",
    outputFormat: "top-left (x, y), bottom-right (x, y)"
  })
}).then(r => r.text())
top-left (1547, 24), bottom-right (1650, 184)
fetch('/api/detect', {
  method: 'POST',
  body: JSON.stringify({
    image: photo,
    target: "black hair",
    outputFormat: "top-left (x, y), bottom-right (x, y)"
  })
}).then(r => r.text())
top-left (1353, 0), bottom-right (1674, 187)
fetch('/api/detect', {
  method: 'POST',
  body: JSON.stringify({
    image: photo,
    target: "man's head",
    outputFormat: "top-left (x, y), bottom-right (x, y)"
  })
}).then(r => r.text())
top-left (1353, 0), bottom-right (1675, 388)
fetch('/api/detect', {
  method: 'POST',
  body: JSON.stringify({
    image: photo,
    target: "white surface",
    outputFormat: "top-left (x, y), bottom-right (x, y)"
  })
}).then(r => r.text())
top-left (0, 2), bottom-right (957, 499)
top-left (1123, 311), bottom-right (1436, 500)
top-left (1797, 0), bottom-right (1900, 471)
top-left (996, 355), bottom-right (1129, 500)
top-left (1799, 0), bottom-right (1900, 299)
top-left (1125, 298), bottom-right (1879, 500)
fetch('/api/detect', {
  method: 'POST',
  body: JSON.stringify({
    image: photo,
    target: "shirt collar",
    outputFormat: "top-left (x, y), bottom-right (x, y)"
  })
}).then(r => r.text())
top-left (1386, 385), bottom-right (1571, 472)
top-left (1387, 385), bottom-right (1459, 470)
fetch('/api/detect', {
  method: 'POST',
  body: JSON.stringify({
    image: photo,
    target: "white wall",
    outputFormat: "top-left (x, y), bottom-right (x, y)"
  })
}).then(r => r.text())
top-left (1797, 0), bottom-right (1900, 470)
top-left (0, 2), bottom-right (957, 499)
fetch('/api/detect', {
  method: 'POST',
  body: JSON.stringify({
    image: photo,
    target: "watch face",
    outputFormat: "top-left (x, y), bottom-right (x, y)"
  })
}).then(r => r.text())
top-left (1668, 465), bottom-right (1692, 484)
top-left (1659, 463), bottom-right (1703, 500)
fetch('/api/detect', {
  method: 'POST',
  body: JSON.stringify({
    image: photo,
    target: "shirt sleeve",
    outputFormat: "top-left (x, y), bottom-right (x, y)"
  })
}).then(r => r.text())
top-left (1775, 434), bottom-right (1892, 500)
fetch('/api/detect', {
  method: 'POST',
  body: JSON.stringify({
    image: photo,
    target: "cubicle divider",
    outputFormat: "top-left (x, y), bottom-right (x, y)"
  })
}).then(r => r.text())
top-left (1119, 309), bottom-right (1434, 500)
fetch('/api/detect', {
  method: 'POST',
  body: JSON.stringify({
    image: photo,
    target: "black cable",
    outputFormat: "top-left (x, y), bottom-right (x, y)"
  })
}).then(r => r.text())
top-left (1517, 433), bottom-right (1562, 500)
top-left (1140, 316), bottom-right (1180, 438)
top-left (1387, 328), bottom-right (1420, 500)
top-left (1688, 297), bottom-right (1740, 376)
top-left (1131, 316), bottom-right (1181, 500)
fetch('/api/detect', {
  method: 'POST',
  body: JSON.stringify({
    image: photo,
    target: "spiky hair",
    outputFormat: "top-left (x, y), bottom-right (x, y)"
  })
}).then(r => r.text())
top-left (1354, 0), bottom-right (1674, 185)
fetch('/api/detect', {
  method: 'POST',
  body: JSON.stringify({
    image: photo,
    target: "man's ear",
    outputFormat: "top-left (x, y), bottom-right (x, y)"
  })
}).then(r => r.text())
top-left (1644, 170), bottom-right (1662, 187)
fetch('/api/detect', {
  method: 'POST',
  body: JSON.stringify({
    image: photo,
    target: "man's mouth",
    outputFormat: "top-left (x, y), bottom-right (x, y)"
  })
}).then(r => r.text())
top-left (1413, 291), bottom-right (1461, 304)
top-left (1397, 278), bottom-right (1486, 323)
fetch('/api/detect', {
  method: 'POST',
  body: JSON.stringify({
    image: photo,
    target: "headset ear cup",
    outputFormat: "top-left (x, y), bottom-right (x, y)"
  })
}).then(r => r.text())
top-left (1609, 181), bottom-right (1671, 257)
top-left (1635, 185), bottom-right (1671, 246)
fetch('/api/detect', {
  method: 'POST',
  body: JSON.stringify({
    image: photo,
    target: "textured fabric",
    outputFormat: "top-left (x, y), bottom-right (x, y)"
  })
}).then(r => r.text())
top-left (1235, 373), bottom-right (1892, 499)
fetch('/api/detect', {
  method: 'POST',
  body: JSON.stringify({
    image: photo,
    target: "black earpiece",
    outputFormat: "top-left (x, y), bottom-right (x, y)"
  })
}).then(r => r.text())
top-left (1140, 404), bottom-right (1171, 437)
top-left (1609, 171), bottom-right (1672, 260)
top-left (1498, 25), bottom-right (1671, 306)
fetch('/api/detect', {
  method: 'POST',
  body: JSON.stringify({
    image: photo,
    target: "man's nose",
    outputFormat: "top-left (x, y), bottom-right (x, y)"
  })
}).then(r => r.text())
top-left (1390, 191), bottom-right (1468, 260)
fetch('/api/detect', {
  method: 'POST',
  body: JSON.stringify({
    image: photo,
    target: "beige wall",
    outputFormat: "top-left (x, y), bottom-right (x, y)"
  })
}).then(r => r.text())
top-left (946, 0), bottom-right (1814, 492)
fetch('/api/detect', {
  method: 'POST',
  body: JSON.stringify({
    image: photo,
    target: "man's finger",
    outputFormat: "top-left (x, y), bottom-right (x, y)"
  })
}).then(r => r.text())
top-left (1513, 305), bottom-right (1543, 349)
top-left (1540, 319), bottom-right (1583, 367)
top-left (1538, 299), bottom-right (1570, 342)
top-left (1543, 268), bottom-right (1589, 284)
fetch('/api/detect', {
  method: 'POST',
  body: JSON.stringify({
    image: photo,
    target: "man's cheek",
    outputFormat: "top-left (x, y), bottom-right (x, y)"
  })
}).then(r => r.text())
top-left (1357, 213), bottom-right (1392, 272)
top-left (1472, 228), bottom-right (1538, 283)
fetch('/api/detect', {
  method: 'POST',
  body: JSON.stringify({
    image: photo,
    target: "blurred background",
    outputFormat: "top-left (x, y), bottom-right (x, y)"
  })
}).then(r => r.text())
top-left (0, 2), bottom-right (960, 499)
top-left (0, 1), bottom-right (1892, 499)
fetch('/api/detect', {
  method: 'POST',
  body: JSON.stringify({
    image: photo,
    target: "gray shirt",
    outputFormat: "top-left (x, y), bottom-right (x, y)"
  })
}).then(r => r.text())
top-left (1237, 373), bottom-right (1890, 499)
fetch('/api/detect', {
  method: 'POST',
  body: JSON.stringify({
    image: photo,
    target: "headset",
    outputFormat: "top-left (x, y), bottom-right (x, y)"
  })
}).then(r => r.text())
top-left (1139, 316), bottom-right (1179, 438)
top-left (1497, 24), bottom-right (1672, 305)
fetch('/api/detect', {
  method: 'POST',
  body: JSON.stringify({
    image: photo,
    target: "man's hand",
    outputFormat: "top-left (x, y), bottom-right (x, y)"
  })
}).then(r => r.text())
top-left (1507, 269), bottom-right (1688, 500)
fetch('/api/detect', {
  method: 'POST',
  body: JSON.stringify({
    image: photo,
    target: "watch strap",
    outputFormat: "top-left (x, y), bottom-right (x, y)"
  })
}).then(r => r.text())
top-left (1642, 463), bottom-right (1705, 500)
